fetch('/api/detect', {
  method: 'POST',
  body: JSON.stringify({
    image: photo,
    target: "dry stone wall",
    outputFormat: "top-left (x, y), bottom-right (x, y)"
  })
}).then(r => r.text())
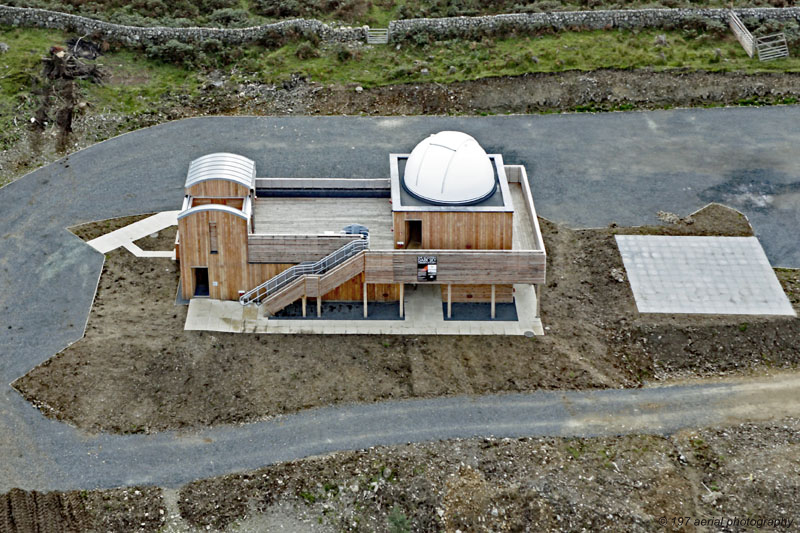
top-left (0, 6), bottom-right (366, 46)
top-left (389, 8), bottom-right (800, 42)
top-left (2, 5), bottom-right (800, 46)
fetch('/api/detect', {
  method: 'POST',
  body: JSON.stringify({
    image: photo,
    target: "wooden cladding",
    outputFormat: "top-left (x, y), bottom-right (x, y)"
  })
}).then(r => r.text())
top-left (393, 211), bottom-right (513, 250)
top-left (365, 250), bottom-right (546, 285)
top-left (247, 234), bottom-right (359, 263)
top-left (442, 284), bottom-right (513, 303)
top-left (186, 179), bottom-right (250, 198)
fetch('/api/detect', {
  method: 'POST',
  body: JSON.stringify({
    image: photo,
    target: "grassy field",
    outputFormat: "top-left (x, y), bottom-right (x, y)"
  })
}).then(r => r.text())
top-left (244, 29), bottom-right (800, 88)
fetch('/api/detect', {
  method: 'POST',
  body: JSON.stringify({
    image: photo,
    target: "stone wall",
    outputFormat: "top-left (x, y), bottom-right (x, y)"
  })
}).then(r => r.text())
top-left (2, 5), bottom-right (800, 47)
top-left (389, 8), bottom-right (800, 42)
top-left (0, 6), bottom-right (367, 47)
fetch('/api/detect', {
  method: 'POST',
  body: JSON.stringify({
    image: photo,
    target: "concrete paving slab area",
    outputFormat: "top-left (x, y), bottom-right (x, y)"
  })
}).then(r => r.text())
top-left (616, 235), bottom-right (795, 316)
top-left (185, 283), bottom-right (544, 335)
top-left (87, 210), bottom-right (179, 257)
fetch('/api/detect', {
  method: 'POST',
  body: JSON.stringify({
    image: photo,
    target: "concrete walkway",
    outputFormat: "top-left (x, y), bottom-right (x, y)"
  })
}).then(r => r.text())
top-left (184, 283), bottom-right (544, 335)
top-left (87, 210), bottom-right (179, 258)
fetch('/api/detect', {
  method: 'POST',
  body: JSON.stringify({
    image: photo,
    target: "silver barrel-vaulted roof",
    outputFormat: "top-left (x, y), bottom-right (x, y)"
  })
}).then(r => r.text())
top-left (184, 152), bottom-right (256, 190)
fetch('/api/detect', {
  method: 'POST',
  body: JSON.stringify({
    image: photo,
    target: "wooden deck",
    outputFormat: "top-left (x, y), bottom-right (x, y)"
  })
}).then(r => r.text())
top-left (252, 197), bottom-right (395, 249)
top-left (509, 183), bottom-right (535, 251)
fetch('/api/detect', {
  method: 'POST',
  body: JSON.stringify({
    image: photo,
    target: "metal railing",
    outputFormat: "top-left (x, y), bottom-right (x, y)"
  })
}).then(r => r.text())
top-left (729, 11), bottom-right (789, 61)
top-left (239, 235), bottom-right (369, 305)
top-left (756, 33), bottom-right (789, 61)
top-left (728, 11), bottom-right (755, 57)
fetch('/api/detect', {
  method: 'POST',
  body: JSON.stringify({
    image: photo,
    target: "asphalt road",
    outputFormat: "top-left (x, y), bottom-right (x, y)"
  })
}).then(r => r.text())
top-left (1, 109), bottom-right (799, 491)
top-left (2, 374), bottom-right (800, 492)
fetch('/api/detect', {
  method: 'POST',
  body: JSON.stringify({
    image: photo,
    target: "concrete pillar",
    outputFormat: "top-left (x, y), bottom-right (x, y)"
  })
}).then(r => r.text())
top-left (491, 284), bottom-right (496, 319)
top-left (363, 282), bottom-right (368, 318)
top-left (447, 284), bottom-right (452, 319)
top-left (302, 295), bottom-right (307, 318)
top-left (399, 283), bottom-right (404, 317)
top-left (317, 297), bottom-right (322, 318)
top-left (535, 284), bottom-right (541, 319)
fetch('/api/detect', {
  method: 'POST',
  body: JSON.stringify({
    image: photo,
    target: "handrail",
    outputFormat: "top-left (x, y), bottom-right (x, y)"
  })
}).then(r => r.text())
top-left (239, 235), bottom-right (369, 305)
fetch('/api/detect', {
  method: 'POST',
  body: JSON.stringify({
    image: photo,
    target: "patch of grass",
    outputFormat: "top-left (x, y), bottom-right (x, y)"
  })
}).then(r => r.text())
top-left (0, 27), bottom-right (59, 150)
top-left (233, 30), bottom-right (800, 89)
top-left (84, 48), bottom-right (201, 115)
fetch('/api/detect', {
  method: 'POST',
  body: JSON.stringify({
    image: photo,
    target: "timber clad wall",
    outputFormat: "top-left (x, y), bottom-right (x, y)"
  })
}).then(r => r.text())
top-left (442, 284), bottom-right (513, 303)
top-left (179, 210), bottom-right (293, 300)
top-left (393, 211), bottom-right (513, 250)
top-left (187, 180), bottom-right (251, 198)
top-left (248, 234), bottom-right (359, 263)
top-left (364, 250), bottom-right (546, 285)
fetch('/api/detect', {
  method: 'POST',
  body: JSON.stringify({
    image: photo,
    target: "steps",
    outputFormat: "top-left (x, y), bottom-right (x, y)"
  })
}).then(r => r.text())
top-left (366, 28), bottom-right (389, 45)
top-left (240, 236), bottom-right (368, 306)
top-left (262, 250), bottom-right (366, 315)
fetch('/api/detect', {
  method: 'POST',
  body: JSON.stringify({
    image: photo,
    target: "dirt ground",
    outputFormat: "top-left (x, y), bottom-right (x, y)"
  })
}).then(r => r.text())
top-left (12, 204), bottom-right (799, 434)
top-left (5, 69), bottom-right (800, 186)
top-left (3, 417), bottom-right (799, 532)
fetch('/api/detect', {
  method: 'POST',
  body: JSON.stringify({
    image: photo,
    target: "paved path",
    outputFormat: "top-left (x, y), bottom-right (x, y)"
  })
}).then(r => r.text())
top-left (184, 283), bottom-right (544, 335)
top-left (87, 210), bottom-right (179, 258)
top-left (1, 109), bottom-right (800, 491)
top-left (2, 373), bottom-right (800, 492)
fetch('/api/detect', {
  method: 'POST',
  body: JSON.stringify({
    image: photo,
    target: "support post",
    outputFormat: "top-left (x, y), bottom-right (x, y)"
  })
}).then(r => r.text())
top-left (317, 297), bottom-right (322, 318)
top-left (363, 281), bottom-right (368, 318)
top-left (491, 284), bottom-right (496, 319)
top-left (447, 284), bottom-right (452, 319)
top-left (399, 283), bottom-right (404, 317)
top-left (302, 295), bottom-right (307, 317)
top-left (535, 284), bottom-right (541, 319)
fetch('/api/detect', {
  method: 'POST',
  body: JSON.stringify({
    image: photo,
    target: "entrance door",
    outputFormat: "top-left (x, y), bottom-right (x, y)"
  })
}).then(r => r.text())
top-left (406, 220), bottom-right (422, 249)
top-left (193, 267), bottom-right (210, 297)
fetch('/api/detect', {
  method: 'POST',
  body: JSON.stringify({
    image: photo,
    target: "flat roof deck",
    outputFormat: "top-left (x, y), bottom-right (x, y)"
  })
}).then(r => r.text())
top-left (509, 183), bottom-right (539, 251)
top-left (252, 185), bottom-right (541, 252)
top-left (253, 197), bottom-right (396, 249)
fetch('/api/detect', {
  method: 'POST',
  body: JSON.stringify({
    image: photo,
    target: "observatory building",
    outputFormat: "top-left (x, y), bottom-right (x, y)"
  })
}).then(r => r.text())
top-left (176, 131), bottom-right (546, 320)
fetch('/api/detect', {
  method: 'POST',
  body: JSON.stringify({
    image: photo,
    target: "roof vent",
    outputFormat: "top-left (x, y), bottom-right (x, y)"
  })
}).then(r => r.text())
top-left (403, 131), bottom-right (496, 205)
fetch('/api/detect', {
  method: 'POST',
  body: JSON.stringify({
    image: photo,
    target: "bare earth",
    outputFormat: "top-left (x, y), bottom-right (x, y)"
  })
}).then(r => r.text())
top-left (3, 417), bottom-right (798, 532)
top-left (12, 204), bottom-right (799, 434)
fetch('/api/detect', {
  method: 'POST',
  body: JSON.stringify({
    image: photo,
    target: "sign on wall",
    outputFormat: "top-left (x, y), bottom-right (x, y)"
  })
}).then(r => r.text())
top-left (417, 256), bottom-right (437, 281)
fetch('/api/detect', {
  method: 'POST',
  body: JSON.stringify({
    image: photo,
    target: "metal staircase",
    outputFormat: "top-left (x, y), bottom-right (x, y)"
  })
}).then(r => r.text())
top-left (366, 28), bottom-right (389, 44)
top-left (239, 236), bottom-right (369, 306)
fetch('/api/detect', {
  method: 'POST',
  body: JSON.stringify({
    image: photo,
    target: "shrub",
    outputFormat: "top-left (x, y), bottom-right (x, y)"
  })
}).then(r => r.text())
top-left (295, 41), bottom-right (320, 59)
top-left (252, 0), bottom-right (302, 17)
top-left (333, 43), bottom-right (354, 61)
top-left (201, 0), bottom-right (239, 10)
top-left (210, 7), bottom-right (250, 26)
top-left (145, 39), bottom-right (199, 66)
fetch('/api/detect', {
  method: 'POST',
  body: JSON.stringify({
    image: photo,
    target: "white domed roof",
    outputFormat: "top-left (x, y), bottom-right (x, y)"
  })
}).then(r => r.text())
top-left (403, 131), bottom-right (496, 205)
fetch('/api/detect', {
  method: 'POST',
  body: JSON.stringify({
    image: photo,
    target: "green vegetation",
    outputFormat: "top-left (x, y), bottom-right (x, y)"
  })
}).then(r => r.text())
top-left (0, 27), bottom-right (53, 150)
top-left (237, 29), bottom-right (800, 88)
top-left (3, 23), bottom-right (800, 140)
top-left (387, 505), bottom-right (412, 533)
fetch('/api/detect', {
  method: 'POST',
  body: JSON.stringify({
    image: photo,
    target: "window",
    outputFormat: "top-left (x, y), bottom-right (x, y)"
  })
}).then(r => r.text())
top-left (209, 222), bottom-right (218, 254)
